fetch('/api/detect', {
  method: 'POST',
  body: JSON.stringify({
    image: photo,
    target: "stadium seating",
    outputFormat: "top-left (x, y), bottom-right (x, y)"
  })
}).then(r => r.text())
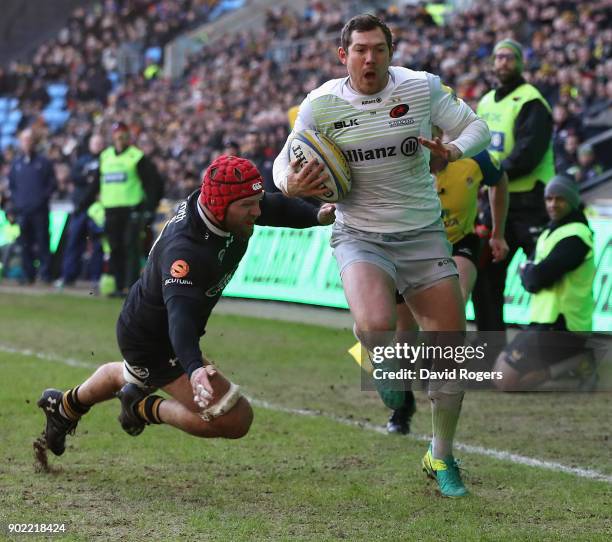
top-left (0, 97), bottom-right (18, 113)
top-left (41, 83), bottom-right (69, 132)
top-left (41, 108), bottom-right (70, 132)
top-left (0, 0), bottom-right (609, 204)
top-left (46, 83), bottom-right (68, 100)
top-left (0, 97), bottom-right (20, 149)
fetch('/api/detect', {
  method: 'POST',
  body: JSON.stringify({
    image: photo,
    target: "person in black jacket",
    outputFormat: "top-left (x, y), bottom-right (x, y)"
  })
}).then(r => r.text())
top-left (36, 155), bottom-right (335, 457)
top-left (55, 133), bottom-right (105, 289)
top-left (472, 39), bottom-right (554, 335)
top-left (8, 128), bottom-right (56, 284)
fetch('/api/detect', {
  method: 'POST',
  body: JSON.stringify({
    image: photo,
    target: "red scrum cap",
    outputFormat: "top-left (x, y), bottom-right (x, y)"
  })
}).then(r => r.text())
top-left (199, 155), bottom-right (264, 223)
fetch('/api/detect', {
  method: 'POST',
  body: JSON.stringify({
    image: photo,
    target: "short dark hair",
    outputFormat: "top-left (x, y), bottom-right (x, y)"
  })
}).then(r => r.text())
top-left (340, 14), bottom-right (393, 52)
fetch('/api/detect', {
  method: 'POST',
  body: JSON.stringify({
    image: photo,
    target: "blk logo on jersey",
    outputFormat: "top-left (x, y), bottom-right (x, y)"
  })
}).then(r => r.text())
top-left (389, 104), bottom-right (409, 118)
top-left (170, 259), bottom-right (190, 278)
top-left (333, 119), bottom-right (359, 129)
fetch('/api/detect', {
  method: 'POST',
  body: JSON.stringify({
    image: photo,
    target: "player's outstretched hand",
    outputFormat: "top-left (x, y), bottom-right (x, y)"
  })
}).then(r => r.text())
top-left (317, 203), bottom-right (336, 225)
top-left (490, 235), bottom-right (509, 262)
top-left (418, 136), bottom-right (462, 162)
top-left (285, 158), bottom-right (330, 198)
top-left (190, 365), bottom-right (217, 409)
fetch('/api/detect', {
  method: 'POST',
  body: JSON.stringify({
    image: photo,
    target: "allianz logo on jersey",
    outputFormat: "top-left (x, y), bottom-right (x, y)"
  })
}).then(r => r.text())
top-left (362, 97), bottom-right (382, 105)
top-left (342, 137), bottom-right (419, 163)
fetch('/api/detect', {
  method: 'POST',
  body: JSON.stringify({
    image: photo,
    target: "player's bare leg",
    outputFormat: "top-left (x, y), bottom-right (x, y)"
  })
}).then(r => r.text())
top-left (341, 262), bottom-right (397, 335)
top-left (406, 276), bottom-right (468, 497)
top-left (389, 256), bottom-right (475, 436)
top-left (117, 368), bottom-right (253, 439)
top-left (406, 276), bottom-right (465, 332)
top-left (341, 262), bottom-right (409, 409)
top-left (161, 372), bottom-right (253, 438)
top-left (77, 362), bottom-right (126, 402)
top-left (453, 256), bottom-right (477, 305)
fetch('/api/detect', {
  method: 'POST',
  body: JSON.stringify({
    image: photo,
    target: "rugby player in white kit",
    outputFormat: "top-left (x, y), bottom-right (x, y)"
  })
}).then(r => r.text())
top-left (273, 14), bottom-right (490, 497)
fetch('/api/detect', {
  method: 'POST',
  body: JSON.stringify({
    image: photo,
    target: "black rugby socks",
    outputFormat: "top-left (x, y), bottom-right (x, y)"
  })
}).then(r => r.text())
top-left (60, 386), bottom-right (91, 421)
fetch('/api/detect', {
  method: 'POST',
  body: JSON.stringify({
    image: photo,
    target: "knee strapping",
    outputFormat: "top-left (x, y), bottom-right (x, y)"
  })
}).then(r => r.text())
top-left (428, 381), bottom-right (464, 403)
top-left (122, 360), bottom-right (156, 392)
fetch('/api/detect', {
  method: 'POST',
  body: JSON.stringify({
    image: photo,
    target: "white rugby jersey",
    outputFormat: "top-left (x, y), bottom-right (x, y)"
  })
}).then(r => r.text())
top-left (273, 66), bottom-right (490, 232)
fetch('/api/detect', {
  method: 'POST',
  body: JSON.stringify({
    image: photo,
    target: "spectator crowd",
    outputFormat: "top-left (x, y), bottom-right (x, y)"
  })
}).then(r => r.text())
top-left (0, 0), bottom-right (610, 282)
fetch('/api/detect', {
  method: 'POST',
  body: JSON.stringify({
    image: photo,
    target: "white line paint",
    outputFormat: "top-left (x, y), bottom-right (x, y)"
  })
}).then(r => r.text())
top-left (250, 399), bottom-right (612, 484)
top-left (4, 343), bottom-right (611, 484)
top-left (0, 343), bottom-right (98, 369)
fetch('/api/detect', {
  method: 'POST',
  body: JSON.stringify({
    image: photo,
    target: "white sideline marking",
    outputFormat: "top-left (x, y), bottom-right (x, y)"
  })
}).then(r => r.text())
top-left (0, 343), bottom-right (97, 369)
top-left (250, 399), bottom-right (612, 484)
top-left (4, 343), bottom-right (612, 484)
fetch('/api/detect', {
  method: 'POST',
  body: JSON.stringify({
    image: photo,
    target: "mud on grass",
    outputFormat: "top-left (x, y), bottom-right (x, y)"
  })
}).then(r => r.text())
top-left (1, 292), bottom-right (611, 540)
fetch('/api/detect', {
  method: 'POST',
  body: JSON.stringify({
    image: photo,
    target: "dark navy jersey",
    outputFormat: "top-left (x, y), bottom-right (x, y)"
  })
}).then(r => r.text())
top-left (118, 190), bottom-right (319, 376)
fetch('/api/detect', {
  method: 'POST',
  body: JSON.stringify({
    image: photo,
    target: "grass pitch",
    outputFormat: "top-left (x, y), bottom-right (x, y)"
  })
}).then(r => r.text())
top-left (0, 292), bottom-right (611, 541)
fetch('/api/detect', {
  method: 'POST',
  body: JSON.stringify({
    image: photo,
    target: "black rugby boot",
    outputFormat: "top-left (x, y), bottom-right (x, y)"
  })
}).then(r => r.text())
top-left (117, 383), bottom-right (150, 436)
top-left (386, 391), bottom-right (417, 435)
top-left (37, 389), bottom-right (79, 456)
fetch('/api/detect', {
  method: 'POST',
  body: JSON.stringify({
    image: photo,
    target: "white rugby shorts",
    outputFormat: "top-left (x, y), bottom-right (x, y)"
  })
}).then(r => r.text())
top-left (330, 219), bottom-right (457, 297)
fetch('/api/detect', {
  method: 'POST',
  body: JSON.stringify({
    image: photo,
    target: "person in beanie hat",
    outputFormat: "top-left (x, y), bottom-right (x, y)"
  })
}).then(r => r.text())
top-left (544, 174), bottom-right (581, 214)
top-left (493, 174), bottom-right (596, 391)
top-left (36, 154), bottom-right (335, 459)
top-left (472, 38), bottom-right (555, 333)
top-left (492, 39), bottom-right (524, 74)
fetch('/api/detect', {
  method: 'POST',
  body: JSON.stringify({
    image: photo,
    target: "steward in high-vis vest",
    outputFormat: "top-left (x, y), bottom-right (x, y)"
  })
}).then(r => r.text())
top-left (99, 122), bottom-right (164, 296)
top-left (493, 175), bottom-right (597, 392)
top-left (472, 38), bottom-right (555, 333)
top-left (521, 175), bottom-right (595, 331)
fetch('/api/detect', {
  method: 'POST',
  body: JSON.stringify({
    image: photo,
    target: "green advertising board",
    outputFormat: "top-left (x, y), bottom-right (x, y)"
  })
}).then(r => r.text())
top-left (1, 209), bottom-right (609, 330)
top-left (224, 218), bottom-right (611, 331)
top-left (0, 210), bottom-right (68, 254)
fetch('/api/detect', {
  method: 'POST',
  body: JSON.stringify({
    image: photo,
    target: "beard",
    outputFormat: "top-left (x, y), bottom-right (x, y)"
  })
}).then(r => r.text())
top-left (496, 69), bottom-right (520, 85)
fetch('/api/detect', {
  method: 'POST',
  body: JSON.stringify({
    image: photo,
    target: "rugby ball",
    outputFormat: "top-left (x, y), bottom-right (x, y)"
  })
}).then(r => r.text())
top-left (288, 130), bottom-right (352, 202)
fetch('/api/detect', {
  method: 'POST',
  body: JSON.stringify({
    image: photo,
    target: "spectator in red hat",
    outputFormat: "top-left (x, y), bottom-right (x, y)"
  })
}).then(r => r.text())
top-left (36, 155), bottom-right (335, 458)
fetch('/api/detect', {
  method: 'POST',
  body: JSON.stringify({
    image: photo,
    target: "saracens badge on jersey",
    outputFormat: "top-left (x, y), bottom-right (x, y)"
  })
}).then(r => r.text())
top-left (389, 104), bottom-right (409, 118)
